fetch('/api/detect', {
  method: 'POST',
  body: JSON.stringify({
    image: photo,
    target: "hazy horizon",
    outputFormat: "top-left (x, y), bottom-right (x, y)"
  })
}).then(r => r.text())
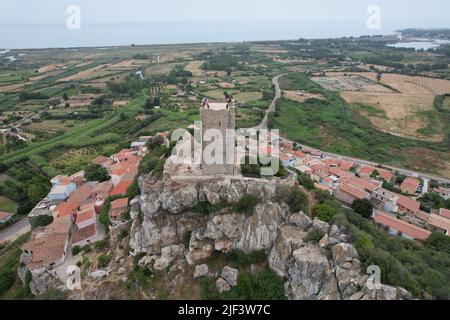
top-left (1, 0), bottom-right (450, 49)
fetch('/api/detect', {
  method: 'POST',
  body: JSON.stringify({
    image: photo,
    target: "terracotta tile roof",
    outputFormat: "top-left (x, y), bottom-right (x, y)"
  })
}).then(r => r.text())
top-left (67, 182), bottom-right (97, 205)
top-left (110, 179), bottom-right (134, 196)
top-left (72, 223), bottom-right (97, 245)
top-left (359, 166), bottom-right (376, 176)
top-left (439, 208), bottom-right (450, 219)
top-left (75, 205), bottom-right (95, 224)
top-left (339, 183), bottom-right (369, 200)
top-left (0, 211), bottom-right (12, 220)
top-left (379, 170), bottom-right (394, 182)
top-left (340, 160), bottom-right (354, 171)
top-left (23, 216), bottom-right (72, 269)
top-left (401, 177), bottom-right (420, 194)
top-left (314, 183), bottom-right (332, 192)
top-left (342, 176), bottom-right (380, 192)
top-left (328, 167), bottom-right (354, 179)
top-left (414, 210), bottom-right (431, 222)
top-left (53, 202), bottom-right (79, 218)
top-left (92, 181), bottom-right (114, 197)
top-left (374, 211), bottom-right (431, 241)
top-left (111, 198), bottom-right (129, 210)
top-left (110, 198), bottom-right (129, 219)
top-left (434, 187), bottom-right (450, 196)
top-left (91, 156), bottom-right (113, 166)
top-left (397, 195), bottom-right (420, 213)
top-left (428, 214), bottom-right (450, 233)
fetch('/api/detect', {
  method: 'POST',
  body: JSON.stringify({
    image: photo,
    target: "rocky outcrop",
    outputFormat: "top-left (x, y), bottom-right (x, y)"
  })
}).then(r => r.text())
top-left (130, 175), bottom-right (411, 300)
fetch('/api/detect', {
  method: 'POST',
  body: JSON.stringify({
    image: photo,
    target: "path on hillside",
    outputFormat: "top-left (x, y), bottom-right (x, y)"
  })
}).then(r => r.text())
top-left (253, 73), bottom-right (287, 130)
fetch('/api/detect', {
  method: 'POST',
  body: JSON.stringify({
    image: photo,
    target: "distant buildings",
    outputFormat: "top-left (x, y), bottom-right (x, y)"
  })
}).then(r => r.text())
top-left (0, 211), bottom-right (12, 224)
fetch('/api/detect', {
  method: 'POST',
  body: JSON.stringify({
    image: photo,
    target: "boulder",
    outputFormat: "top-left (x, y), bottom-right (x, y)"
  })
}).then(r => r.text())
top-left (221, 266), bottom-right (239, 287)
top-left (312, 219), bottom-right (329, 234)
top-left (216, 278), bottom-right (231, 293)
top-left (288, 212), bottom-right (312, 230)
top-left (194, 264), bottom-right (209, 279)
top-left (332, 243), bottom-right (359, 266)
top-left (117, 267), bottom-right (127, 275)
top-left (89, 270), bottom-right (108, 280)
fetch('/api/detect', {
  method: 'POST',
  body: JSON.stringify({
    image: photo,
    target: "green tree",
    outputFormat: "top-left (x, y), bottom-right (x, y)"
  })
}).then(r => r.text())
top-left (351, 199), bottom-right (374, 219)
top-left (84, 164), bottom-right (110, 182)
top-left (285, 188), bottom-right (309, 213)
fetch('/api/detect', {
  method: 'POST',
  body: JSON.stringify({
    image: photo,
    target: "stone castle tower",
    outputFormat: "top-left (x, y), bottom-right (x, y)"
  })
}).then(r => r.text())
top-left (200, 96), bottom-right (236, 175)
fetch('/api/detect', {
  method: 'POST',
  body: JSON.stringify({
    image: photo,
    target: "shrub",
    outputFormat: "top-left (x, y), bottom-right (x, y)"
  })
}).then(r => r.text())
top-left (94, 237), bottom-right (110, 251)
top-left (84, 164), bottom-right (110, 182)
top-left (313, 204), bottom-right (336, 222)
top-left (193, 200), bottom-right (225, 216)
top-left (31, 215), bottom-right (54, 228)
top-left (233, 194), bottom-right (258, 215)
top-left (71, 246), bottom-right (81, 256)
top-left (0, 270), bottom-right (14, 296)
top-left (285, 188), bottom-right (309, 213)
top-left (97, 254), bottom-right (112, 268)
top-left (306, 229), bottom-right (325, 244)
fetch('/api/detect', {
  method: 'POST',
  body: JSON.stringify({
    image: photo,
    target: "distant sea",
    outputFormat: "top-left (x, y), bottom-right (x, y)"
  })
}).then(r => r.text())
top-left (0, 19), bottom-right (449, 49)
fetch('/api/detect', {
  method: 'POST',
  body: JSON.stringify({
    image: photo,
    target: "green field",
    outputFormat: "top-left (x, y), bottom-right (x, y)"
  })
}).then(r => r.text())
top-left (0, 196), bottom-right (17, 213)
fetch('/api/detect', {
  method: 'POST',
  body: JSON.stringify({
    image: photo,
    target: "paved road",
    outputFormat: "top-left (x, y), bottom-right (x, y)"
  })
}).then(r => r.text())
top-left (0, 217), bottom-right (31, 244)
top-left (254, 73), bottom-right (450, 186)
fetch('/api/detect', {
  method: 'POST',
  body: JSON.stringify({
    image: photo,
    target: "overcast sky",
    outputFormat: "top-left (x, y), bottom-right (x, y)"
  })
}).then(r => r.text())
top-left (1, 0), bottom-right (449, 48)
top-left (1, 0), bottom-right (449, 25)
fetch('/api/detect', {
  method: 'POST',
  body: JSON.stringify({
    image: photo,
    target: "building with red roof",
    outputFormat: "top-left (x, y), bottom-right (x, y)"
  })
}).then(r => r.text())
top-left (75, 205), bottom-right (96, 229)
top-left (397, 195), bottom-right (421, 215)
top-left (53, 202), bottom-right (79, 219)
top-left (401, 177), bottom-right (420, 195)
top-left (110, 179), bottom-right (134, 197)
top-left (335, 182), bottom-right (370, 205)
top-left (373, 211), bottom-right (431, 241)
top-left (439, 208), bottom-right (450, 219)
top-left (110, 198), bottom-right (129, 220)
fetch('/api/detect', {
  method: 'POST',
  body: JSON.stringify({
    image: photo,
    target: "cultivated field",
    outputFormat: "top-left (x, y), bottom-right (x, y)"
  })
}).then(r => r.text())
top-left (184, 60), bottom-right (205, 77)
top-left (284, 90), bottom-right (326, 103)
top-left (318, 72), bottom-right (450, 141)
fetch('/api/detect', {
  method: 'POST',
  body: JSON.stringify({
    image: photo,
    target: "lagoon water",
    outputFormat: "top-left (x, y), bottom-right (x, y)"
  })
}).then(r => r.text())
top-left (387, 40), bottom-right (450, 50)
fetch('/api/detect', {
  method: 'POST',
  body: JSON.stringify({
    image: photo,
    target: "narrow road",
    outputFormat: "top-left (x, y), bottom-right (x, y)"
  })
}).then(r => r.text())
top-left (254, 73), bottom-right (286, 130)
top-left (255, 73), bottom-right (450, 186)
top-left (0, 217), bottom-right (31, 244)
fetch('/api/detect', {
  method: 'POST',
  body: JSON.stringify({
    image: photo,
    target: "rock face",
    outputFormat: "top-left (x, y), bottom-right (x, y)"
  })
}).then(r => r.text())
top-left (130, 175), bottom-right (411, 300)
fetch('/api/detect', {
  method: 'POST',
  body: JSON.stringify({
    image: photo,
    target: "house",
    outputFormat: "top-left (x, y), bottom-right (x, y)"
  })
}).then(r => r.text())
top-left (314, 183), bottom-right (332, 194)
top-left (401, 177), bottom-right (420, 195)
top-left (22, 216), bottom-right (72, 273)
top-left (371, 188), bottom-right (399, 213)
top-left (71, 203), bottom-right (99, 246)
top-left (72, 223), bottom-right (97, 247)
top-left (48, 184), bottom-right (76, 202)
top-left (340, 176), bottom-right (381, 193)
top-left (48, 176), bottom-right (77, 202)
top-left (439, 208), bottom-right (450, 219)
top-left (110, 179), bottom-right (134, 197)
top-left (397, 195), bottom-right (420, 216)
top-left (373, 211), bottom-right (431, 241)
top-left (0, 211), bottom-right (12, 224)
top-left (378, 170), bottom-right (394, 183)
top-left (131, 141), bottom-right (146, 149)
top-left (427, 214), bottom-right (450, 235)
top-left (433, 187), bottom-right (450, 200)
top-left (109, 198), bottom-right (129, 220)
top-left (335, 182), bottom-right (370, 205)
top-left (53, 202), bottom-right (79, 219)
top-left (75, 205), bottom-right (96, 230)
top-left (358, 166), bottom-right (376, 177)
top-left (66, 181), bottom-right (98, 206)
top-left (91, 155), bottom-right (113, 168)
